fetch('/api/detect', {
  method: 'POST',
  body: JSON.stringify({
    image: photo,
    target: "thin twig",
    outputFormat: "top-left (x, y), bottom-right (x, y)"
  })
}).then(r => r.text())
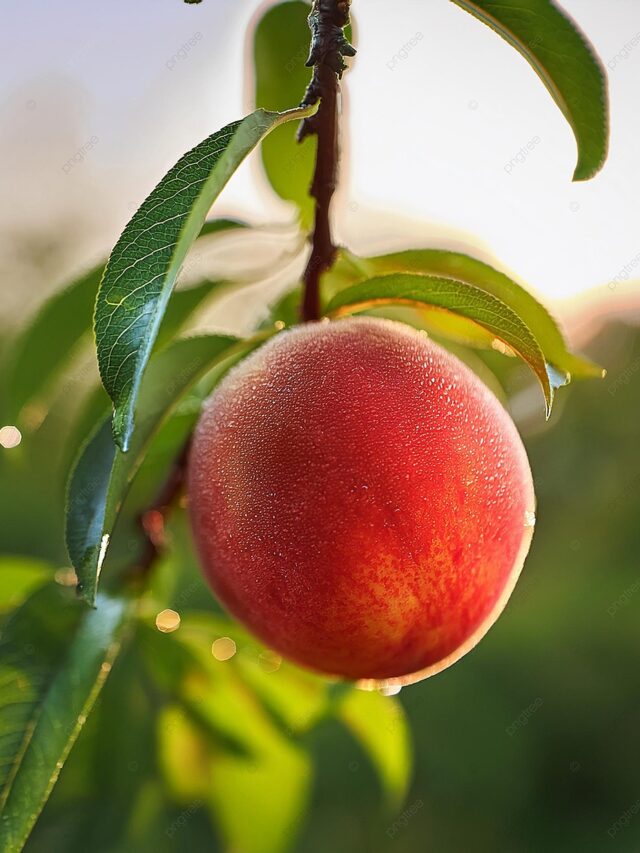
top-left (127, 439), bottom-right (192, 584)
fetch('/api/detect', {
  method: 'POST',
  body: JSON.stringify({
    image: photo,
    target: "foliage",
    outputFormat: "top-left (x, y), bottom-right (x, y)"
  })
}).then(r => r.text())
top-left (450, 0), bottom-right (609, 180)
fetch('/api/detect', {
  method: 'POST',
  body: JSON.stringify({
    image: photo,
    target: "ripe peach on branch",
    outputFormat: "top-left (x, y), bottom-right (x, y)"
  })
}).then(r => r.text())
top-left (188, 317), bottom-right (536, 686)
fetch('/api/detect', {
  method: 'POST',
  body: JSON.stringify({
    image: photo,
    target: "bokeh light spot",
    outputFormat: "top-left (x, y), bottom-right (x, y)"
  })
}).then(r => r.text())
top-left (0, 425), bottom-right (22, 449)
top-left (259, 650), bottom-right (282, 673)
top-left (54, 568), bottom-right (78, 587)
top-left (212, 637), bottom-right (236, 661)
top-left (156, 609), bottom-right (181, 633)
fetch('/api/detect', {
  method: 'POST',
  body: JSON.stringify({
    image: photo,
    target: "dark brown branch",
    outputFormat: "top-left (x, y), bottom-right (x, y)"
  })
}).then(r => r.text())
top-left (299, 0), bottom-right (356, 322)
top-left (126, 439), bottom-right (191, 586)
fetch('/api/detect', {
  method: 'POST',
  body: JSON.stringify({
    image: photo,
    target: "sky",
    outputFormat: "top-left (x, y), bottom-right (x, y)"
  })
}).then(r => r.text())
top-left (2, 0), bottom-right (640, 327)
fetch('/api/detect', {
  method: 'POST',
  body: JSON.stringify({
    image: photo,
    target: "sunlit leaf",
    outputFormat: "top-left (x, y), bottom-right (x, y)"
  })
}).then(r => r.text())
top-left (451, 0), bottom-right (609, 180)
top-left (0, 557), bottom-right (54, 613)
top-left (326, 273), bottom-right (555, 415)
top-left (338, 248), bottom-right (603, 380)
top-left (208, 733), bottom-right (309, 853)
top-left (254, 1), bottom-right (316, 229)
top-left (94, 107), bottom-right (313, 451)
top-left (157, 705), bottom-right (214, 800)
top-left (234, 655), bottom-right (329, 738)
top-left (151, 613), bottom-right (312, 853)
top-left (66, 334), bottom-right (269, 606)
top-left (338, 689), bottom-right (412, 811)
top-left (0, 585), bottom-right (130, 853)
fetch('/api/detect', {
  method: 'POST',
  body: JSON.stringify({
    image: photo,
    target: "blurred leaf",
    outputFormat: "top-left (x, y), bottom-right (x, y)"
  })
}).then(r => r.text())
top-left (138, 622), bottom-right (254, 759)
top-left (451, 0), bottom-right (608, 180)
top-left (338, 689), bottom-right (412, 811)
top-left (159, 700), bottom-right (310, 853)
top-left (154, 614), bottom-right (312, 853)
top-left (0, 557), bottom-right (54, 613)
top-left (254, 1), bottom-right (316, 229)
top-left (234, 655), bottom-right (329, 738)
top-left (4, 267), bottom-right (101, 422)
top-left (63, 385), bottom-right (111, 481)
top-left (94, 107), bottom-right (314, 451)
top-left (339, 248), bottom-right (603, 380)
top-left (208, 734), bottom-right (309, 853)
top-left (66, 334), bottom-right (267, 606)
top-left (0, 585), bottom-right (130, 853)
top-left (157, 706), bottom-right (213, 800)
top-left (326, 273), bottom-right (555, 415)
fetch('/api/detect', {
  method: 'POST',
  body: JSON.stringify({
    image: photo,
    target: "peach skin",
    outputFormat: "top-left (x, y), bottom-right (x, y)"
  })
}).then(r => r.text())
top-left (188, 317), bottom-right (535, 688)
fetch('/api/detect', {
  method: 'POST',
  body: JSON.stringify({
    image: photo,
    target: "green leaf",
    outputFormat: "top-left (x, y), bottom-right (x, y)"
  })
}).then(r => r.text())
top-left (0, 585), bottom-right (130, 853)
top-left (3, 219), bottom-right (245, 425)
top-left (63, 385), bottom-right (111, 482)
top-left (338, 689), bottom-right (412, 811)
top-left (4, 267), bottom-right (101, 422)
top-left (254, 1), bottom-right (316, 229)
top-left (0, 557), bottom-right (53, 613)
top-left (326, 273), bottom-right (555, 415)
top-left (450, 0), bottom-right (608, 180)
top-left (340, 248), bottom-right (603, 380)
top-left (94, 107), bottom-right (313, 451)
top-left (63, 271), bottom-right (239, 474)
top-left (66, 334), bottom-right (268, 606)
top-left (152, 614), bottom-right (312, 853)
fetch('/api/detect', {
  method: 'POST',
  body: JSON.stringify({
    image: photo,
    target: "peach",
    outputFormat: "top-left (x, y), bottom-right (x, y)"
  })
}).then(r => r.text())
top-left (187, 317), bottom-right (535, 687)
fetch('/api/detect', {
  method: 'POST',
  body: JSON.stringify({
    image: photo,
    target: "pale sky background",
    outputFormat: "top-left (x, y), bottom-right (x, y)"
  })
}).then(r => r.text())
top-left (2, 0), bottom-right (640, 332)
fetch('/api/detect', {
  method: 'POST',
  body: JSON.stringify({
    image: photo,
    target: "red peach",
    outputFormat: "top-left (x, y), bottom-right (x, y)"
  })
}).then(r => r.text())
top-left (188, 317), bottom-right (535, 687)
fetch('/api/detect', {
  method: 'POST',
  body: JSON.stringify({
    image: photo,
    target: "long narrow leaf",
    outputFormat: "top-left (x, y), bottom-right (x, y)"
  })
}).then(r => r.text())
top-left (451, 0), bottom-right (608, 180)
top-left (4, 219), bottom-right (245, 424)
top-left (326, 273), bottom-right (555, 415)
top-left (0, 585), bottom-right (131, 853)
top-left (339, 248), bottom-right (603, 380)
top-left (94, 107), bottom-right (313, 451)
top-left (66, 334), bottom-right (270, 605)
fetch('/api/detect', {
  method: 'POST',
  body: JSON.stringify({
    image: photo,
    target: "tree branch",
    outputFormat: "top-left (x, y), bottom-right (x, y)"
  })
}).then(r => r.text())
top-left (124, 439), bottom-right (191, 588)
top-left (299, 0), bottom-right (356, 322)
